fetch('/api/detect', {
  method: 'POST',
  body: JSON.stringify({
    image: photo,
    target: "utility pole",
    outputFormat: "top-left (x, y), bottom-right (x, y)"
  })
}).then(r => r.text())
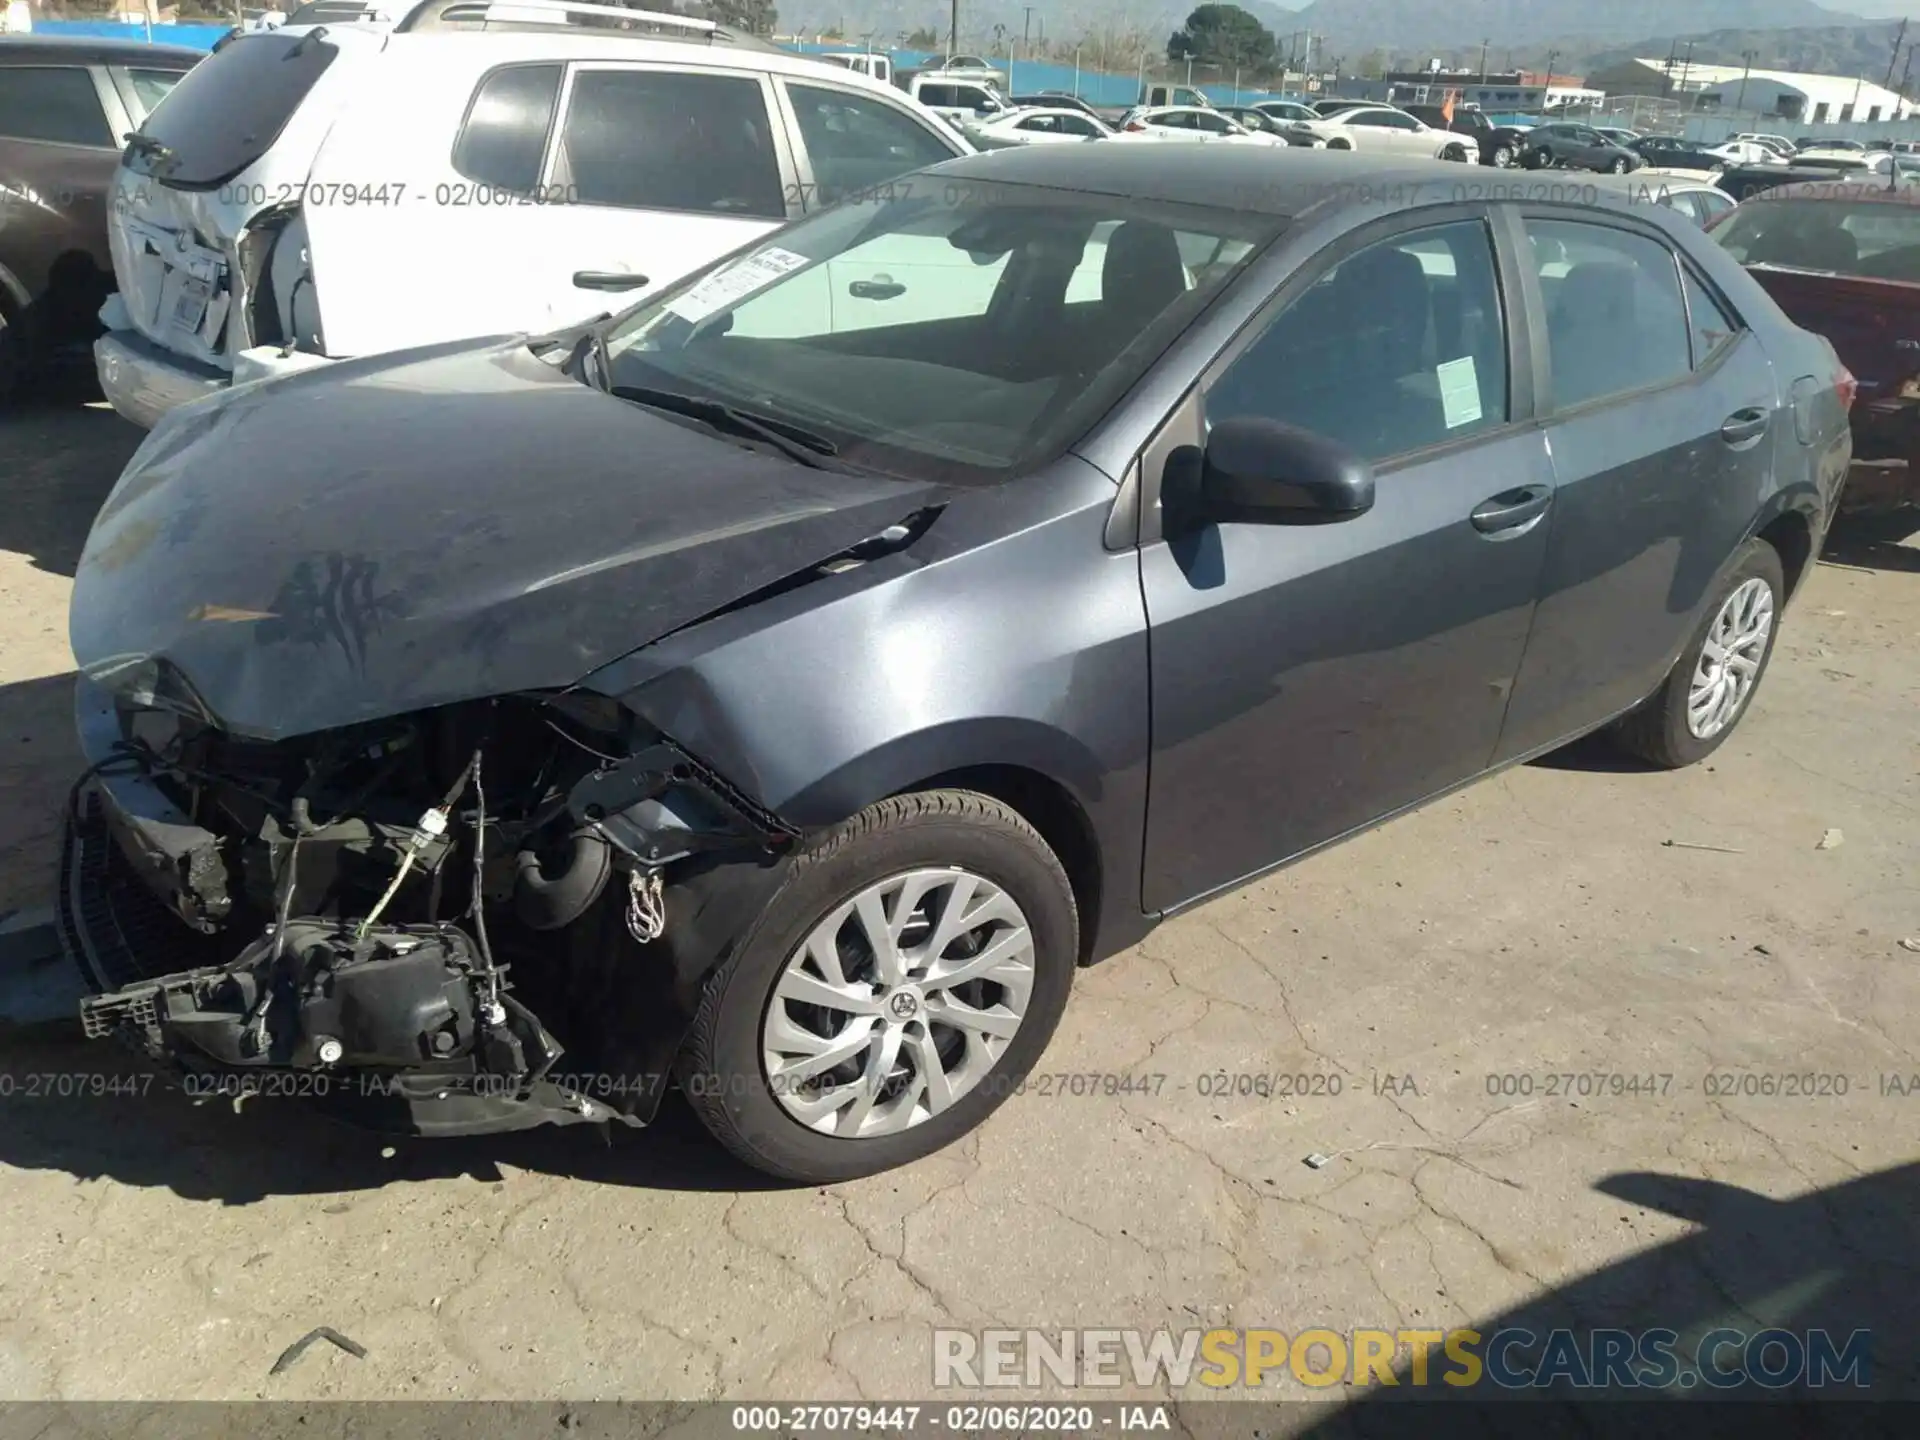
top-left (1902, 45), bottom-right (1915, 110)
top-left (1543, 48), bottom-right (1557, 109)
top-left (1478, 36), bottom-right (1489, 84)
top-left (1888, 17), bottom-right (1908, 90)
top-left (1737, 49), bottom-right (1754, 112)
top-left (1677, 40), bottom-right (1694, 100)
top-left (1662, 39), bottom-right (1678, 97)
top-left (947, 0), bottom-right (956, 59)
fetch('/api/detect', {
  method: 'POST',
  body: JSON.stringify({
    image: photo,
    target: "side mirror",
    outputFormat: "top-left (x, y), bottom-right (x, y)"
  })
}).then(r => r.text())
top-left (1186, 417), bottom-right (1375, 525)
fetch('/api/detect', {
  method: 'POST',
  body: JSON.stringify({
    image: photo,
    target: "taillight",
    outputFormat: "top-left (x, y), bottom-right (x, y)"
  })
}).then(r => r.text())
top-left (1836, 365), bottom-right (1858, 412)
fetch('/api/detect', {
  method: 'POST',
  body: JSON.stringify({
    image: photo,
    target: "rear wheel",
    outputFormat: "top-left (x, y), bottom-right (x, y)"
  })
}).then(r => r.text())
top-left (1612, 540), bottom-right (1784, 768)
top-left (1609, 156), bottom-right (1631, 173)
top-left (679, 790), bottom-right (1078, 1183)
top-left (1491, 143), bottom-right (1516, 167)
top-left (1441, 143), bottom-right (1470, 163)
top-left (1327, 137), bottom-right (1352, 150)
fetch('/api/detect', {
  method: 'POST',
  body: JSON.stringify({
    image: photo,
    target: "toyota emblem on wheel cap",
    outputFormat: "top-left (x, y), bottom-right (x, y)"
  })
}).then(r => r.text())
top-left (888, 992), bottom-right (918, 1020)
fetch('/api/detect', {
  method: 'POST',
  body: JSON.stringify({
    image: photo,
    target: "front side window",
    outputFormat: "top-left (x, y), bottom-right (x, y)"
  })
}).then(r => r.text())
top-left (600, 183), bottom-right (1281, 482)
top-left (453, 64), bottom-right (561, 193)
top-left (1207, 220), bottom-right (1510, 462)
top-left (1526, 219), bottom-right (1691, 409)
top-left (0, 66), bottom-right (111, 147)
top-left (559, 69), bottom-right (782, 219)
top-left (788, 83), bottom-right (955, 203)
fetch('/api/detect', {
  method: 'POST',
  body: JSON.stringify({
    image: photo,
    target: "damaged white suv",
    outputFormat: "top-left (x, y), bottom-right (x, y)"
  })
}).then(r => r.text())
top-left (94, 0), bottom-right (970, 427)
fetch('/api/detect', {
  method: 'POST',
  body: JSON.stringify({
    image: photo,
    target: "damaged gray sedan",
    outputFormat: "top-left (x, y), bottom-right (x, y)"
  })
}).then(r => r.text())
top-left (62, 146), bottom-right (1845, 1180)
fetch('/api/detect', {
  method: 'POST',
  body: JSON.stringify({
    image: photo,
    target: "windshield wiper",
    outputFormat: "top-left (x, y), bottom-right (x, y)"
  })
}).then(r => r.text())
top-left (609, 384), bottom-right (845, 470)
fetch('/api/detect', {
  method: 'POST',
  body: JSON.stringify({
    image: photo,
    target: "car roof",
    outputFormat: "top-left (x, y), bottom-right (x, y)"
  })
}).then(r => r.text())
top-left (931, 145), bottom-right (1691, 219)
top-left (0, 33), bottom-right (205, 65)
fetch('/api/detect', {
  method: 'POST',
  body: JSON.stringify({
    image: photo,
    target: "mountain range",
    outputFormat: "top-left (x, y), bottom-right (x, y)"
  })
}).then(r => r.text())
top-left (783, 0), bottom-right (1920, 75)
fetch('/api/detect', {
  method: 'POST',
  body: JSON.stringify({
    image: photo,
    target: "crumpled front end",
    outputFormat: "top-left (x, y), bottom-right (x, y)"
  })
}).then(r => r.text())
top-left (61, 675), bottom-right (797, 1136)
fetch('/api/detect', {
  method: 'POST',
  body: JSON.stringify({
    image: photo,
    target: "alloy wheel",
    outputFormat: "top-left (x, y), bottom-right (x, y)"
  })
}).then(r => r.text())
top-left (1686, 577), bottom-right (1774, 739)
top-left (761, 867), bottom-right (1035, 1138)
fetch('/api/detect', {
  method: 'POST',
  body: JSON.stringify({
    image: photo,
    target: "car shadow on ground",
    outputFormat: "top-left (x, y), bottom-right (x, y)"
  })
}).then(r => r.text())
top-left (1282, 1162), bottom-right (1920, 1433)
top-left (0, 383), bottom-right (143, 580)
top-left (1821, 507), bottom-right (1920, 575)
top-left (0, 1021), bottom-right (791, 1200)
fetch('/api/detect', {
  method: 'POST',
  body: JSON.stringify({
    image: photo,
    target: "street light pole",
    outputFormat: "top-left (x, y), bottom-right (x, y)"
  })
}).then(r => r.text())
top-left (1478, 37), bottom-right (1489, 85)
top-left (947, 0), bottom-right (956, 60)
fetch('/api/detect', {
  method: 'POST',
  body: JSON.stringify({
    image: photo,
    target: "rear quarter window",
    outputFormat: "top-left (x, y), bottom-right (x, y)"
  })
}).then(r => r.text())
top-left (130, 31), bottom-right (338, 189)
top-left (452, 64), bottom-right (562, 192)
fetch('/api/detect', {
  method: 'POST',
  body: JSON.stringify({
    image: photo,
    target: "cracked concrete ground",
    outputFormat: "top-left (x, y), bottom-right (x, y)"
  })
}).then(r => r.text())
top-left (1, 399), bottom-right (1917, 1415)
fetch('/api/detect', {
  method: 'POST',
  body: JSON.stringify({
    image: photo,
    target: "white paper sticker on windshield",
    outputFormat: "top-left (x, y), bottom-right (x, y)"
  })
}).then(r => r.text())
top-left (666, 246), bottom-right (811, 323)
top-left (1436, 356), bottom-right (1483, 429)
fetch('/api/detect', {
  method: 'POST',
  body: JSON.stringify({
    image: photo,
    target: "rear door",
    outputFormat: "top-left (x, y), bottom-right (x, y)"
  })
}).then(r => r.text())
top-left (1493, 210), bottom-right (1781, 759)
top-left (0, 61), bottom-right (125, 305)
top-left (536, 64), bottom-right (799, 325)
top-left (1139, 211), bottom-right (1555, 911)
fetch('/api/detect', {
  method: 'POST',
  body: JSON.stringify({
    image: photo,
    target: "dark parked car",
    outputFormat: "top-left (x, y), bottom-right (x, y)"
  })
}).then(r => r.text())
top-left (1010, 92), bottom-right (1103, 120)
top-left (1629, 134), bottom-right (1728, 173)
top-left (1522, 122), bottom-right (1643, 173)
top-left (1709, 180), bottom-right (1920, 512)
top-left (0, 35), bottom-right (200, 399)
top-left (1403, 104), bottom-right (1529, 167)
top-left (63, 148), bottom-right (1849, 1182)
top-left (1716, 158), bottom-right (1871, 202)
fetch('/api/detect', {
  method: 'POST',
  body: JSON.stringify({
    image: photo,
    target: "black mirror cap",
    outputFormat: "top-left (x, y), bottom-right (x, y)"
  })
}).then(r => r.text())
top-left (1200, 416), bottom-right (1376, 524)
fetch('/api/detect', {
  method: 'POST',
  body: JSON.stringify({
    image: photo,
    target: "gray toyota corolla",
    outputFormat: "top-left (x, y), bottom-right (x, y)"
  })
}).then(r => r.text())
top-left (63, 148), bottom-right (1852, 1182)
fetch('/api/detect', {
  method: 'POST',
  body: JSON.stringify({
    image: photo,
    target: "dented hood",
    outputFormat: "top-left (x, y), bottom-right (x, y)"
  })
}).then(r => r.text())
top-left (69, 338), bottom-right (944, 741)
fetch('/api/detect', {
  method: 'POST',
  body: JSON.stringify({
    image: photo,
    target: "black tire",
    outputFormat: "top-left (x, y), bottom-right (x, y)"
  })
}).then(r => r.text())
top-left (678, 789), bottom-right (1078, 1183)
top-left (1612, 539), bottom-right (1785, 769)
top-left (1441, 143), bottom-right (1469, 163)
top-left (0, 299), bottom-right (18, 407)
top-left (1522, 147), bottom-right (1546, 170)
top-left (1610, 157), bottom-right (1631, 173)
top-left (1491, 143), bottom-right (1516, 167)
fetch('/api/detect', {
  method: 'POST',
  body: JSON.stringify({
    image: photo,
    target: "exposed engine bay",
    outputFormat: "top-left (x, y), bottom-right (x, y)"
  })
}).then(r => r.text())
top-left (69, 686), bottom-right (798, 1135)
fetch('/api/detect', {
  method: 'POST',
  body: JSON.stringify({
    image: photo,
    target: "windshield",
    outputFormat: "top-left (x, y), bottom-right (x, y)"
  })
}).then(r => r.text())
top-left (597, 179), bottom-right (1282, 484)
top-left (128, 31), bottom-right (337, 188)
top-left (1714, 198), bottom-right (1920, 283)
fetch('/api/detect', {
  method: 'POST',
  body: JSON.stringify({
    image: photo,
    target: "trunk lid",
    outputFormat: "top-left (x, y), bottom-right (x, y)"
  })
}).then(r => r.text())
top-left (1745, 268), bottom-right (1920, 414)
top-left (106, 26), bottom-right (381, 371)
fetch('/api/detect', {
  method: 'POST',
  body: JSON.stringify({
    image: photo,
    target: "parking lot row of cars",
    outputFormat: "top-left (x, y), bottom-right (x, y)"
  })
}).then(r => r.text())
top-left (10, 0), bottom-right (1920, 1182)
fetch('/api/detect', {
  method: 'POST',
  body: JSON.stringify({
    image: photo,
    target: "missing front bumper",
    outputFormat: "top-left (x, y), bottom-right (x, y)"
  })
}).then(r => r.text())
top-left (59, 795), bottom-right (648, 1138)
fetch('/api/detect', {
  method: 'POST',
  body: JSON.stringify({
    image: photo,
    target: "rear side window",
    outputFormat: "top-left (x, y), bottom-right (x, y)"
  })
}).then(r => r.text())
top-left (559, 70), bottom-right (782, 218)
top-left (130, 32), bottom-right (337, 188)
top-left (1526, 219), bottom-right (1692, 409)
top-left (787, 83), bottom-right (955, 204)
top-left (0, 67), bottom-right (112, 147)
top-left (1683, 268), bottom-right (1740, 367)
top-left (126, 67), bottom-right (188, 119)
top-left (453, 64), bottom-right (561, 192)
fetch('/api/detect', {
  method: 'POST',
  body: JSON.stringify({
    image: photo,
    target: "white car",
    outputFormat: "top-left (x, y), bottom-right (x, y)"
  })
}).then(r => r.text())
top-left (1291, 103), bottom-right (1478, 162)
top-left (1115, 105), bottom-right (1282, 145)
top-left (92, 0), bottom-right (972, 429)
top-left (1734, 131), bottom-right (1796, 158)
top-left (962, 106), bottom-right (1113, 148)
top-left (1709, 138), bottom-right (1789, 165)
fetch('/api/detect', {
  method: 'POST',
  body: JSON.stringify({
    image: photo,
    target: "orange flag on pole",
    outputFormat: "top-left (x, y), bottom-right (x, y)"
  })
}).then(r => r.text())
top-left (1442, 90), bottom-right (1457, 123)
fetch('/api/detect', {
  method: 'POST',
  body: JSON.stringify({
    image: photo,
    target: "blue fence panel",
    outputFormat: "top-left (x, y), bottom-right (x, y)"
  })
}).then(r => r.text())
top-left (30, 18), bottom-right (231, 48)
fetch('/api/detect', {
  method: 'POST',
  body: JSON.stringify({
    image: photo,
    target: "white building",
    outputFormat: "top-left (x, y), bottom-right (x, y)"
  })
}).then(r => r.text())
top-left (1588, 56), bottom-right (1912, 123)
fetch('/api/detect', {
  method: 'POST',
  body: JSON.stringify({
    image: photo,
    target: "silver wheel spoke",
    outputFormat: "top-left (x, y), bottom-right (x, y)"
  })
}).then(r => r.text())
top-left (1685, 577), bottom-right (1774, 740)
top-left (761, 866), bottom-right (1036, 1141)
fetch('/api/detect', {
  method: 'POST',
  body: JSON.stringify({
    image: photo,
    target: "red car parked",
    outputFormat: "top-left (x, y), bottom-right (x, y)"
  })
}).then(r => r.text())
top-left (1708, 179), bottom-right (1920, 512)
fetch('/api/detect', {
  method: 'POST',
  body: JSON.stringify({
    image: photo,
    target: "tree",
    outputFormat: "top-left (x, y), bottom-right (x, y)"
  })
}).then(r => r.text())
top-left (1167, 4), bottom-right (1275, 71)
top-left (906, 25), bottom-right (939, 46)
top-left (704, 0), bottom-right (775, 32)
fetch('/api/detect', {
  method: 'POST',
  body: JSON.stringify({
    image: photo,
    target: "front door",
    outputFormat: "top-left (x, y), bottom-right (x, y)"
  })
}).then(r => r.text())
top-left (1492, 211), bottom-right (1782, 759)
top-left (1140, 213), bottom-right (1555, 912)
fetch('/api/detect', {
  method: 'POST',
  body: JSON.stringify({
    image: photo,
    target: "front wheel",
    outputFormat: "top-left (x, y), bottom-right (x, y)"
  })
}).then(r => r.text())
top-left (1612, 539), bottom-right (1785, 768)
top-left (679, 790), bottom-right (1078, 1183)
top-left (1491, 143), bottom-right (1516, 167)
top-left (1441, 143), bottom-right (1470, 163)
top-left (1609, 156), bottom-right (1631, 173)
top-left (1521, 148), bottom-right (1546, 170)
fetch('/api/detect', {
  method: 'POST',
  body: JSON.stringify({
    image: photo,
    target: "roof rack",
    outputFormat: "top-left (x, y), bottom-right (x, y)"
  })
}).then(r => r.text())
top-left (394, 0), bottom-right (777, 45)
